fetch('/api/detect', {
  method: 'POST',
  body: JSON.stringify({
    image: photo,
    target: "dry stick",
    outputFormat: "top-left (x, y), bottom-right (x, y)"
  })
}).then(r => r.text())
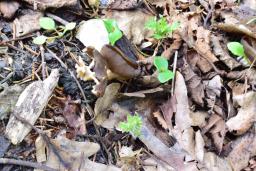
top-left (11, 112), bottom-right (71, 170)
top-left (46, 13), bottom-right (69, 25)
top-left (171, 51), bottom-right (178, 96)
top-left (37, 32), bottom-right (46, 80)
top-left (0, 158), bottom-right (57, 171)
top-left (0, 35), bottom-right (34, 45)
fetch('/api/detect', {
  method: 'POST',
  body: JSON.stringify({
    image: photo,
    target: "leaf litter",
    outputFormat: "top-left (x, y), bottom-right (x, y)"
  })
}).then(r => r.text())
top-left (0, 0), bottom-right (256, 171)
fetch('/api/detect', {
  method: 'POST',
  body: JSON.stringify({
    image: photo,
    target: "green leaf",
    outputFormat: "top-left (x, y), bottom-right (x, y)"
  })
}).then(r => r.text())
top-left (154, 56), bottom-right (168, 72)
top-left (65, 22), bottom-right (76, 31)
top-left (119, 113), bottom-right (142, 137)
top-left (158, 70), bottom-right (174, 83)
top-left (33, 35), bottom-right (47, 45)
top-left (145, 17), bottom-right (157, 30)
top-left (227, 42), bottom-right (245, 57)
top-left (103, 19), bottom-right (123, 45)
top-left (39, 17), bottom-right (55, 30)
top-left (170, 21), bottom-right (180, 32)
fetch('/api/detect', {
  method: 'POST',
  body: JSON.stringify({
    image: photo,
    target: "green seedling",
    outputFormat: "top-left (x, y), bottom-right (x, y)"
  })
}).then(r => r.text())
top-left (227, 42), bottom-right (251, 64)
top-left (119, 113), bottom-right (142, 137)
top-left (33, 17), bottom-right (76, 45)
top-left (103, 19), bottom-right (123, 46)
top-left (145, 16), bottom-right (180, 39)
top-left (154, 56), bottom-right (174, 83)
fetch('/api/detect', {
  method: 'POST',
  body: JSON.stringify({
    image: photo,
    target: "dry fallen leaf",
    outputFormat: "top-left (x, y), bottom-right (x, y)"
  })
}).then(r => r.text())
top-left (226, 91), bottom-right (256, 135)
top-left (13, 10), bottom-right (42, 37)
top-left (227, 133), bottom-right (256, 171)
top-left (23, 0), bottom-right (77, 10)
top-left (160, 96), bottom-right (177, 130)
top-left (35, 135), bottom-right (121, 171)
top-left (94, 83), bottom-right (120, 125)
top-left (0, 84), bottom-right (25, 120)
top-left (104, 10), bottom-right (153, 44)
top-left (0, 0), bottom-right (20, 19)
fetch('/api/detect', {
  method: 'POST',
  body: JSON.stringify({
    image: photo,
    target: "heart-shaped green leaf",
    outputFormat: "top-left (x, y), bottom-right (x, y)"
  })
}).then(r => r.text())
top-left (103, 19), bottom-right (123, 45)
top-left (227, 42), bottom-right (245, 57)
top-left (65, 22), bottom-right (76, 31)
top-left (33, 35), bottom-right (47, 45)
top-left (158, 70), bottom-right (174, 83)
top-left (39, 17), bottom-right (55, 30)
top-left (154, 56), bottom-right (168, 72)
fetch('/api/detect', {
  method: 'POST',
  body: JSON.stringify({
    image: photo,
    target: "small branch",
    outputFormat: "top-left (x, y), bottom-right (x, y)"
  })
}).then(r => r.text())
top-left (0, 158), bottom-right (57, 171)
top-left (46, 13), bottom-right (69, 25)
top-left (171, 51), bottom-right (178, 96)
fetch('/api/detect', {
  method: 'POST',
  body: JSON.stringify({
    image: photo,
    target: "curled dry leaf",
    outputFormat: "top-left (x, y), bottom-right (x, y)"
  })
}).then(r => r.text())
top-left (153, 110), bottom-right (168, 130)
top-left (13, 10), bottom-right (43, 37)
top-left (104, 10), bottom-right (153, 44)
top-left (5, 69), bottom-right (59, 145)
top-left (0, 0), bottom-right (20, 19)
top-left (160, 96), bottom-right (177, 130)
top-left (211, 35), bottom-right (241, 70)
top-left (226, 91), bottom-right (256, 135)
top-left (23, 0), bottom-right (77, 10)
top-left (94, 83), bottom-right (120, 125)
top-left (35, 135), bottom-right (120, 171)
top-left (180, 59), bottom-right (205, 106)
top-left (203, 114), bottom-right (226, 153)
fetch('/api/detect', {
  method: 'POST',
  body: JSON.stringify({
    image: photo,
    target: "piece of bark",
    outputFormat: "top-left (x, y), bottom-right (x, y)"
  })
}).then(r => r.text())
top-left (5, 69), bottom-right (59, 145)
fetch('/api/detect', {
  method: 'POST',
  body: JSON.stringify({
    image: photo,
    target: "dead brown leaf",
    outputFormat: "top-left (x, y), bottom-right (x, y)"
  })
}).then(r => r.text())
top-left (62, 96), bottom-right (86, 135)
top-left (104, 10), bottom-right (153, 44)
top-left (180, 59), bottom-right (205, 106)
top-left (153, 110), bottom-right (168, 130)
top-left (226, 91), bottom-right (256, 135)
top-left (13, 10), bottom-right (42, 37)
top-left (211, 35), bottom-right (241, 70)
top-left (94, 83), bottom-right (120, 125)
top-left (0, 0), bottom-right (20, 19)
top-left (227, 133), bottom-right (256, 171)
top-left (107, 0), bottom-right (141, 9)
top-left (23, 0), bottom-right (77, 10)
top-left (35, 135), bottom-right (121, 171)
top-left (160, 96), bottom-right (177, 130)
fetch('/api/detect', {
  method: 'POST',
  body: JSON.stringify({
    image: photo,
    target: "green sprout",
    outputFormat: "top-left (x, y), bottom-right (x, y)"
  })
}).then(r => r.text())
top-left (103, 19), bottom-right (123, 46)
top-left (145, 16), bottom-right (180, 39)
top-left (227, 42), bottom-right (250, 63)
top-left (33, 17), bottom-right (76, 45)
top-left (154, 56), bottom-right (174, 83)
top-left (119, 113), bottom-right (142, 137)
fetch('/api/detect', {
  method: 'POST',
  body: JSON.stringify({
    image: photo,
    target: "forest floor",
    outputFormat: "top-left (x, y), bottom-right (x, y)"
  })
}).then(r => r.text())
top-left (0, 0), bottom-right (256, 171)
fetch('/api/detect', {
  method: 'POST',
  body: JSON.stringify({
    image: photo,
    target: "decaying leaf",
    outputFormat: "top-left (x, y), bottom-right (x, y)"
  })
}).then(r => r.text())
top-left (35, 135), bottom-right (121, 171)
top-left (23, 0), bottom-right (77, 10)
top-left (160, 96), bottom-right (177, 130)
top-left (62, 96), bottom-right (86, 135)
top-left (105, 10), bottom-right (153, 44)
top-left (226, 91), bottom-right (256, 135)
top-left (153, 110), bottom-right (168, 130)
top-left (106, 0), bottom-right (141, 9)
top-left (13, 10), bottom-right (43, 37)
top-left (94, 83), bottom-right (120, 125)
top-left (0, 84), bottom-right (25, 120)
top-left (0, 0), bottom-right (20, 19)
top-left (211, 35), bottom-right (241, 70)
top-left (174, 71), bottom-right (192, 130)
top-left (180, 59), bottom-right (205, 106)
top-left (5, 69), bottom-right (59, 145)
top-left (203, 114), bottom-right (226, 153)
top-left (227, 133), bottom-right (256, 171)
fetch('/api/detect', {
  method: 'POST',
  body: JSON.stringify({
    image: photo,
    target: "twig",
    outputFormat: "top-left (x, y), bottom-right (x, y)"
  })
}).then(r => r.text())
top-left (0, 35), bottom-right (34, 45)
top-left (46, 13), bottom-right (69, 25)
top-left (171, 51), bottom-right (178, 96)
top-left (11, 112), bottom-right (71, 169)
top-left (0, 158), bottom-right (57, 171)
